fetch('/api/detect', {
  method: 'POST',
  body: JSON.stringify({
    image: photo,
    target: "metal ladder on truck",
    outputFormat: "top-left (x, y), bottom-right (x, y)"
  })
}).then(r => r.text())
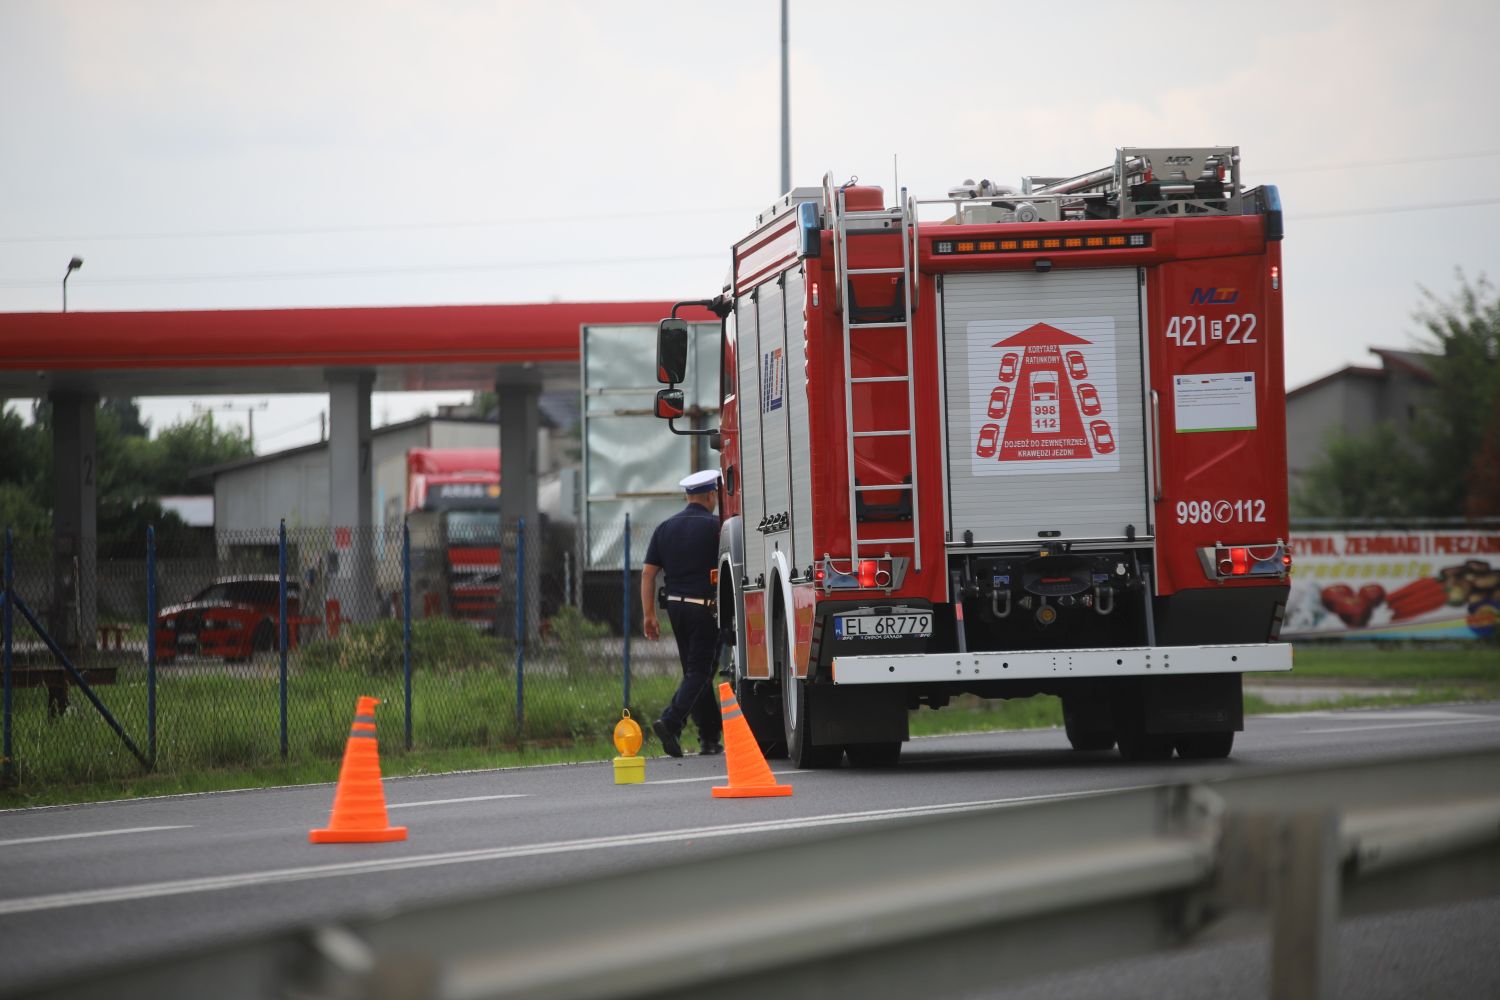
top-left (825, 173), bottom-right (923, 574)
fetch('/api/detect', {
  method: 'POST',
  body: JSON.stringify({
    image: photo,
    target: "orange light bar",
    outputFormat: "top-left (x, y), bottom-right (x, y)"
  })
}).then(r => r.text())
top-left (930, 233), bottom-right (1152, 255)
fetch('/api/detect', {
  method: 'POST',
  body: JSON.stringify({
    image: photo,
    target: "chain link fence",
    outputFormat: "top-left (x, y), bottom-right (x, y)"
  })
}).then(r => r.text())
top-left (2, 516), bottom-right (690, 791)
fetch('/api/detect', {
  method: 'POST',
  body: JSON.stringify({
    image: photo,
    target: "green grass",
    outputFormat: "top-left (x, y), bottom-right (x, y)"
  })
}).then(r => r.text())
top-left (1286, 642), bottom-right (1499, 683)
top-left (908, 694), bottom-right (1063, 736)
top-left (5, 639), bottom-right (1494, 809)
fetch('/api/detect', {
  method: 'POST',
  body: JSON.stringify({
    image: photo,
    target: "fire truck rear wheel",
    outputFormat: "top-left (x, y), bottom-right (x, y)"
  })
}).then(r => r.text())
top-left (737, 680), bottom-right (787, 759)
top-left (1172, 731), bottom-right (1234, 759)
top-left (777, 602), bottom-right (842, 769)
top-left (845, 742), bottom-right (901, 768)
top-left (1115, 733), bottom-right (1175, 761)
top-left (1062, 698), bottom-right (1115, 752)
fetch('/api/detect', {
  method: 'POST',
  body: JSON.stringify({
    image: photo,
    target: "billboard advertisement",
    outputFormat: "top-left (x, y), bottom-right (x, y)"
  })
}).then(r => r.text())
top-left (1284, 529), bottom-right (1500, 640)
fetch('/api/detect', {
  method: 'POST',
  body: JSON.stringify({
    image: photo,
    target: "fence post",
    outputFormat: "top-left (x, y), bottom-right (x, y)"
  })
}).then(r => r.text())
top-left (3, 528), bottom-right (14, 787)
top-left (279, 520), bottom-right (288, 759)
top-left (146, 525), bottom-right (157, 770)
top-left (622, 513), bottom-right (631, 710)
top-left (403, 521), bottom-right (412, 752)
top-left (514, 518), bottom-right (526, 740)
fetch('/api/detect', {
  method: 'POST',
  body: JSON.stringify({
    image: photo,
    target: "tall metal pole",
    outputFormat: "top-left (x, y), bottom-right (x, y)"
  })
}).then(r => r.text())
top-left (3, 529), bottom-right (14, 786)
top-left (278, 520), bottom-right (288, 759)
top-left (514, 518), bottom-right (526, 739)
top-left (780, 0), bottom-right (791, 194)
top-left (403, 521), bottom-right (413, 751)
top-left (146, 525), bottom-right (157, 769)
top-left (622, 514), bottom-right (632, 709)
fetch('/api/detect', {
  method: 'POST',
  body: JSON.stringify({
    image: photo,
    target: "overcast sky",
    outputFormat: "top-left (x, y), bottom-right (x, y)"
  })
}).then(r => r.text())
top-left (3, 0), bottom-right (1498, 453)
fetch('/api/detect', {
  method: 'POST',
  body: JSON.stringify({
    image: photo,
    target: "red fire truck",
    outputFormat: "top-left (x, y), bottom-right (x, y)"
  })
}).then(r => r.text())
top-left (655, 147), bottom-right (1291, 768)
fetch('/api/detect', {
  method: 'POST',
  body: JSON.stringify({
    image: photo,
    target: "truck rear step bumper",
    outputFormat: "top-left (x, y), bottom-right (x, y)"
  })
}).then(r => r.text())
top-left (831, 642), bottom-right (1291, 684)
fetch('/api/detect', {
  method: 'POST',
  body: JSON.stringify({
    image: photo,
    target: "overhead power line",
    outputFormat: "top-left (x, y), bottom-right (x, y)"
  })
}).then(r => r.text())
top-left (0, 251), bottom-right (725, 289)
top-left (0, 206), bottom-right (760, 246)
top-left (1260, 148), bottom-right (1500, 175)
top-left (2, 198), bottom-right (1495, 292)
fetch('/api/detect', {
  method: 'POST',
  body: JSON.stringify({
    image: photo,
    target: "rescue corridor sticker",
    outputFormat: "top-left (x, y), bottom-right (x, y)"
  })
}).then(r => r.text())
top-left (965, 317), bottom-right (1121, 477)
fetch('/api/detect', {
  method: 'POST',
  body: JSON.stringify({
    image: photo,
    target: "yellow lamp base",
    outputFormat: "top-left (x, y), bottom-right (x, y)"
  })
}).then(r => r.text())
top-left (613, 755), bottom-right (645, 784)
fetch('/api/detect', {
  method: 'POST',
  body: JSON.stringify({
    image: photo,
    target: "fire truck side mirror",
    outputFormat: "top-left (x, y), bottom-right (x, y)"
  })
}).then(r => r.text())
top-left (654, 388), bottom-right (686, 420)
top-left (656, 319), bottom-right (690, 384)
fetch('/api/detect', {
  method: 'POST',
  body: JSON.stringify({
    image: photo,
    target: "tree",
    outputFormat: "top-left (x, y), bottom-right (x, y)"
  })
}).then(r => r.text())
top-left (0, 404), bottom-right (254, 550)
top-left (1292, 423), bottom-right (1425, 518)
top-left (1408, 271), bottom-right (1500, 515)
top-left (1294, 272), bottom-right (1500, 518)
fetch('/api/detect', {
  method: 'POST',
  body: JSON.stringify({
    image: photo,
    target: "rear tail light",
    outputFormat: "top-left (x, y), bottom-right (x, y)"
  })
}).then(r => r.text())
top-left (819, 555), bottom-right (900, 592)
top-left (1198, 541), bottom-right (1289, 582)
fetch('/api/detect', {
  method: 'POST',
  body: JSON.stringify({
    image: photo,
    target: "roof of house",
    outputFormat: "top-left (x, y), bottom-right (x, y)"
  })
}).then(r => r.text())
top-left (1288, 348), bottom-right (1436, 400)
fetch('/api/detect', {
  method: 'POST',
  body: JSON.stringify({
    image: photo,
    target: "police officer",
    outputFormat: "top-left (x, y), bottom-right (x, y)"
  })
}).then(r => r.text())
top-left (642, 469), bottom-right (723, 757)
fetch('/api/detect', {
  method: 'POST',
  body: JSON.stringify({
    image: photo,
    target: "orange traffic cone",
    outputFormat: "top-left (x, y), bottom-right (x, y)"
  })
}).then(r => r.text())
top-left (309, 696), bottom-right (408, 843)
top-left (711, 682), bottom-right (793, 798)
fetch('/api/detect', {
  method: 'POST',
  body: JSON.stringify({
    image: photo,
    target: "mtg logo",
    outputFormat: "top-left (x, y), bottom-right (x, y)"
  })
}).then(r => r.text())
top-left (1189, 287), bottom-right (1239, 305)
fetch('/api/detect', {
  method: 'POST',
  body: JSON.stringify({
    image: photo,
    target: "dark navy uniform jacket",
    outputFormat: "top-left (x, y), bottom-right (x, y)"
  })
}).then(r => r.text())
top-left (644, 504), bottom-right (719, 599)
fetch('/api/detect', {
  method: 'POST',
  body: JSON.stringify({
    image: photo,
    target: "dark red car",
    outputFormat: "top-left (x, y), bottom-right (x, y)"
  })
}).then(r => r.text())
top-left (155, 576), bottom-right (300, 661)
top-left (1088, 420), bottom-right (1115, 454)
top-left (998, 353), bottom-right (1019, 382)
top-left (1077, 382), bottom-right (1102, 416)
top-left (976, 422), bottom-right (1001, 458)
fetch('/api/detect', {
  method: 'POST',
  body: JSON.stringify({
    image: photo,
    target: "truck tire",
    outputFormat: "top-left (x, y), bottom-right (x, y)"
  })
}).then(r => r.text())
top-left (1172, 732), bottom-right (1234, 759)
top-left (777, 604), bottom-right (842, 769)
top-left (737, 679), bottom-right (787, 759)
top-left (845, 742), bottom-right (901, 768)
top-left (1116, 733), bottom-right (1175, 761)
top-left (1062, 698), bottom-right (1115, 752)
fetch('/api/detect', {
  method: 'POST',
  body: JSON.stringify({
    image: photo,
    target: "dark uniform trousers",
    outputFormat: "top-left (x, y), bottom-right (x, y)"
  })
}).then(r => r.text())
top-left (660, 601), bottom-right (722, 743)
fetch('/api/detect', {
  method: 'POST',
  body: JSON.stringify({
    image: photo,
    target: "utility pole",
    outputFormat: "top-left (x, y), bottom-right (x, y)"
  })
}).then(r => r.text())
top-left (193, 400), bottom-right (269, 450)
top-left (780, 0), bottom-right (790, 195)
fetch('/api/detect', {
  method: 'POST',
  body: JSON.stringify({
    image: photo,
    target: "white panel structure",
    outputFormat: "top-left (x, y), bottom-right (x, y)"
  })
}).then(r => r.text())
top-left (756, 278), bottom-right (791, 580)
top-left (783, 266), bottom-right (814, 575)
top-left (942, 269), bottom-right (1150, 545)
top-left (734, 301), bottom-right (766, 581)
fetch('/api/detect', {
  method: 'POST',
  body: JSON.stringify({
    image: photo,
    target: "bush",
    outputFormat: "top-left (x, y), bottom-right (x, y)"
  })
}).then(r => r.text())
top-left (298, 618), bottom-right (513, 676)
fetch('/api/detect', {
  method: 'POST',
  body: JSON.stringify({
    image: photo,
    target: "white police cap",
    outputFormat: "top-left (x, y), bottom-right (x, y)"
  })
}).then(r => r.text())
top-left (680, 470), bottom-right (721, 494)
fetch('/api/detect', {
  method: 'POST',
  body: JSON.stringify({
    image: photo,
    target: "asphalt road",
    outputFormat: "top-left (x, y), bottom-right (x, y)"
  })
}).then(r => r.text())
top-left (2, 703), bottom-right (1499, 998)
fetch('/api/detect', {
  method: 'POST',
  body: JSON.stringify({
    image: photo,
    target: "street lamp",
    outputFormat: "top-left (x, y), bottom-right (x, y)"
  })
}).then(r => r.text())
top-left (62, 257), bottom-right (83, 312)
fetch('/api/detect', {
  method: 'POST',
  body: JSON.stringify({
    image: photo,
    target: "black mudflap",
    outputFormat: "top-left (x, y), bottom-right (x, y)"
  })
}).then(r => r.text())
top-left (809, 685), bottom-right (909, 745)
top-left (1140, 673), bottom-right (1243, 734)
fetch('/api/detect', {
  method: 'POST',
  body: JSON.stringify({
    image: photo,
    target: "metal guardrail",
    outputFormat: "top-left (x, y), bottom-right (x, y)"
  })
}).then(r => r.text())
top-left (23, 749), bottom-right (1500, 1000)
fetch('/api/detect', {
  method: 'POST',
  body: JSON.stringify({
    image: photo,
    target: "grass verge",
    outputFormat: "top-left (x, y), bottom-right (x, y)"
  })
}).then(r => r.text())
top-left (5, 642), bottom-right (1494, 809)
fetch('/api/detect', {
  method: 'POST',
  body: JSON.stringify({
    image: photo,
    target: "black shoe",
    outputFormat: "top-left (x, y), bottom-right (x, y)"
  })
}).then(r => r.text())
top-left (652, 719), bottom-right (682, 758)
top-left (699, 740), bottom-right (723, 756)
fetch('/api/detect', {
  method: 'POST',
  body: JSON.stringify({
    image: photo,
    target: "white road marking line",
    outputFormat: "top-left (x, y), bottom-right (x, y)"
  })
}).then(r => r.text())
top-left (386, 794), bottom-right (527, 809)
top-left (0, 825), bottom-right (193, 848)
top-left (1302, 717), bottom-right (1497, 735)
top-left (0, 789), bottom-right (1130, 916)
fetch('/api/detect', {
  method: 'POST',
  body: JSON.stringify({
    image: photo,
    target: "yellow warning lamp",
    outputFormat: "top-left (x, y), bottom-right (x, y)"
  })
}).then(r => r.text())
top-left (613, 710), bottom-right (643, 756)
top-left (612, 710), bottom-right (645, 784)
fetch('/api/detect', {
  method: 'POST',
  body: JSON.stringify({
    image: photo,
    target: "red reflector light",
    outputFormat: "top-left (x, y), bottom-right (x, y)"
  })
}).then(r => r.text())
top-left (814, 568), bottom-right (825, 582)
top-left (1230, 547), bottom-right (1250, 575)
top-left (858, 560), bottom-right (878, 588)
